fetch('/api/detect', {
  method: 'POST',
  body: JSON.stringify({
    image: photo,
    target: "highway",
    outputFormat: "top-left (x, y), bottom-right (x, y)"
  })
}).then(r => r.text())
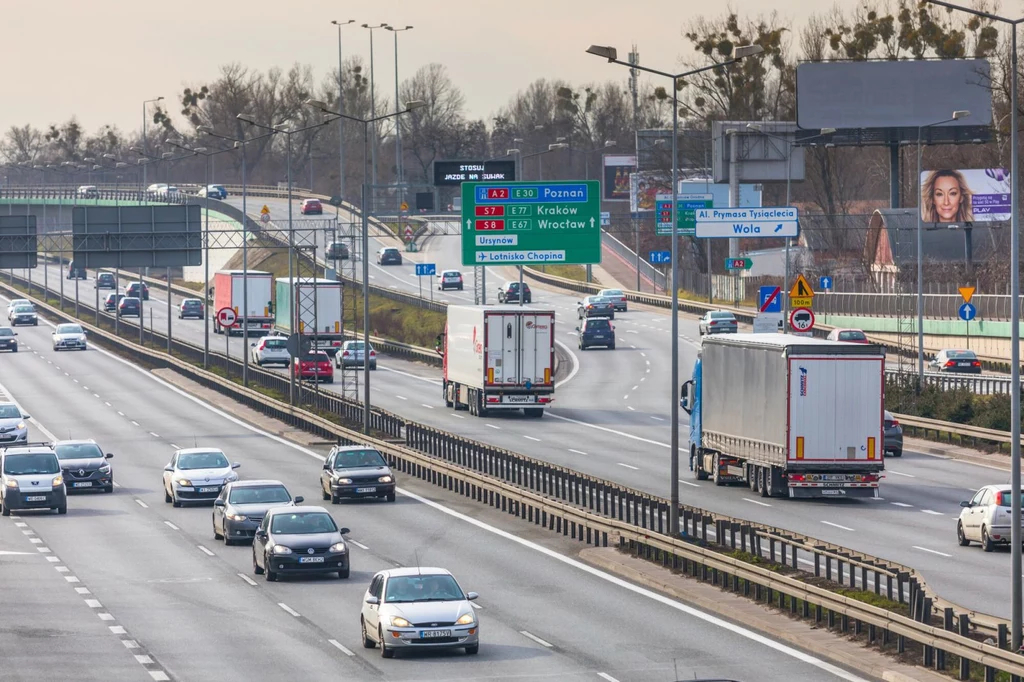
top-left (0, 311), bottom-right (867, 682)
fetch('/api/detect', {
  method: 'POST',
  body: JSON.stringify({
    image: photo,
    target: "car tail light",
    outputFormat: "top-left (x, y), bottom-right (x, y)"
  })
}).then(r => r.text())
top-left (537, 397), bottom-right (551, 403)
top-left (586, 305), bottom-right (593, 310)
top-left (369, 351), bottom-right (376, 357)
top-left (342, 351), bottom-right (350, 357)
top-left (945, 360), bottom-right (955, 367)
top-left (710, 321), bottom-right (717, 325)
top-left (486, 397), bottom-right (499, 403)
top-left (333, 340), bottom-right (342, 347)
top-left (789, 474), bottom-right (805, 482)
top-left (861, 474), bottom-right (880, 483)
top-left (972, 360), bottom-right (981, 367)
top-left (889, 418), bottom-right (899, 427)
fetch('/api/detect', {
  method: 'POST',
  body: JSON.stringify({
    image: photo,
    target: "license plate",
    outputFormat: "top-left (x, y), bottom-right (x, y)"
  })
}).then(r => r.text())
top-left (820, 490), bottom-right (843, 495)
top-left (73, 482), bottom-right (93, 488)
top-left (420, 629), bottom-right (452, 638)
top-left (503, 396), bottom-right (536, 403)
top-left (958, 362), bottom-right (971, 366)
top-left (198, 487), bottom-right (219, 493)
top-left (25, 495), bottom-right (46, 502)
top-left (356, 487), bottom-right (377, 493)
top-left (299, 556), bottom-right (325, 563)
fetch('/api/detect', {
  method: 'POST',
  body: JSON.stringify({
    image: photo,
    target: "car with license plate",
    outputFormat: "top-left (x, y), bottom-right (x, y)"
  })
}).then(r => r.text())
top-left (294, 350), bottom-right (333, 383)
top-left (250, 335), bottom-right (291, 367)
top-left (884, 410), bottom-right (903, 457)
top-left (0, 327), bottom-right (17, 352)
top-left (126, 281), bottom-right (150, 300)
top-left (9, 304), bottom-right (38, 326)
top-left (320, 445), bottom-right (396, 503)
top-left (52, 323), bottom-right (87, 351)
top-left (326, 241), bottom-right (350, 260)
top-left (197, 184), bottom-right (228, 199)
top-left (360, 567), bottom-right (479, 658)
top-left (930, 349), bottom-right (982, 374)
top-left (377, 247), bottom-right (403, 265)
top-left (577, 317), bottom-right (615, 350)
top-left (300, 198), bottom-right (323, 215)
top-left (497, 281), bottom-right (531, 304)
top-left (598, 288), bottom-right (628, 312)
top-left (162, 447), bottom-right (240, 507)
top-left (826, 328), bottom-right (870, 344)
top-left (212, 479), bottom-right (301, 545)
top-left (0, 444), bottom-right (66, 516)
top-left (6, 299), bottom-right (30, 317)
top-left (957, 485), bottom-right (1024, 551)
top-left (0, 403), bottom-right (30, 444)
top-left (577, 295), bottom-right (614, 319)
top-left (698, 310), bottom-right (738, 335)
top-left (96, 272), bottom-right (117, 289)
top-left (103, 292), bottom-right (125, 312)
top-left (54, 439), bottom-right (113, 493)
top-left (437, 270), bottom-right (464, 291)
top-left (66, 261), bottom-right (87, 279)
top-left (252, 506), bottom-right (350, 580)
top-left (335, 340), bottom-right (376, 370)
top-left (178, 298), bottom-right (205, 319)
top-left (118, 297), bottom-right (141, 317)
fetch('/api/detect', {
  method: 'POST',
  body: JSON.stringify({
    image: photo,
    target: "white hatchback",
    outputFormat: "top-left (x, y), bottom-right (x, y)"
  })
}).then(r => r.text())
top-left (250, 336), bottom-right (291, 367)
top-left (957, 484), bottom-right (1024, 551)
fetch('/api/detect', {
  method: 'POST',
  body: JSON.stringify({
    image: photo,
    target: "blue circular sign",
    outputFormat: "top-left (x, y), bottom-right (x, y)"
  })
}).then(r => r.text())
top-left (958, 302), bottom-right (977, 322)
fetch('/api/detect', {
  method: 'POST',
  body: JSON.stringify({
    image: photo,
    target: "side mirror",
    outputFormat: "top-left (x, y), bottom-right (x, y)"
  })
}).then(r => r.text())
top-left (250, 343), bottom-right (256, 348)
top-left (105, 453), bottom-right (113, 459)
top-left (21, 414), bottom-right (30, 420)
top-left (323, 462), bottom-right (331, 470)
top-left (340, 527), bottom-right (350, 535)
top-left (213, 499), bottom-right (226, 507)
top-left (164, 465), bottom-right (174, 472)
top-left (293, 496), bottom-right (304, 504)
top-left (466, 591), bottom-right (479, 601)
top-left (255, 530), bottom-right (267, 539)
top-left (960, 500), bottom-right (972, 508)
top-left (388, 459), bottom-right (397, 468)
top-left (365, 596), bottom-right (380, 605)
top-left (231, 462), bottom-right (241, 469)
top-left (575, 326), bottom-right (580, 332)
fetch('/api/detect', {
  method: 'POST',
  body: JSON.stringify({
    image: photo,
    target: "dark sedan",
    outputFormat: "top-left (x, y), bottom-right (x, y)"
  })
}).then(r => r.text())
top-left (0, 327), bottom-right (17, 352)
top-left (320, 445), bottom-right (396, 503)
top-left (127, 282), bottom-right (149, 300)
top-left (930, 349), bottom-right (982, 374)
top-left (54, 440), bottom-right (114, 493)
top-left (498, 281), bottom-right (532, 304)
top-left (252, 507), bottom-right (350, 580)
top-left (213, 480), bottom-right (302, 545)
top-left (118, 297), bottom-right (141, 317)
top-left (884, 410), bottom-right (903, 457)
top-left (103, 293), bottom-right (125, 312)
top-left (96, 272), bottom-right (117, 289)
top-left (577, 296), bottom-right (615, 319)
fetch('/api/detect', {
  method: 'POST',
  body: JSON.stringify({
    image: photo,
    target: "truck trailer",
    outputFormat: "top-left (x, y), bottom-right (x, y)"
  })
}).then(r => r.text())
top-left (212, 270), bottom-right (274, 336)
top-left (681, 334), bottom-right (885, 499)
top-left (274, 277), bottom-right (345, 357)
top-left (439, 305), bottom-right (555, 417)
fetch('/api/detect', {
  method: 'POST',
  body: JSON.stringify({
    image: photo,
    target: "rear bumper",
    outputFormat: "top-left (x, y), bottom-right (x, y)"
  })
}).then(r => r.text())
top-left (788, 485), bottom-right (879, 499)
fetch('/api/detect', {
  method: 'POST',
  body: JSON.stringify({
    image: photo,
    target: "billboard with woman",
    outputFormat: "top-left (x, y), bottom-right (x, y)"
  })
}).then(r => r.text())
top-left (920, 168), bottom-right (1010, 223)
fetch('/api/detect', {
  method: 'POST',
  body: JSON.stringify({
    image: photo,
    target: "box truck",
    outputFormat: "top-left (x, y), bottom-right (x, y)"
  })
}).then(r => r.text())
top-left (274, 277), bottom-right (344, 356)
top-left (438, 305), bottom-right (555, 417)
top-left (212, 270), bottom-right (273, 336)
top-left (681, 334), bottom-right (885, 499)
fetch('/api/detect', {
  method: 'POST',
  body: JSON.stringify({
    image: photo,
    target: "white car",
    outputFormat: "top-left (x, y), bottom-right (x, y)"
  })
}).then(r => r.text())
top-left (77, 185), bottom-right (99, 199)
top-left (162, 448), bottom-right (240, 507)
top-left (250, 336), bottom-right (291, 367)
top-left (360, 567), bottom-right (479, 658)
top-left (146, 183), bottom-right (169, 197)
top-left (598, 288), bottom-right (627, 312)
top-left (52, 323), bottom-right (87, 351)
top-left (6, 299), bottom-right (29, 317)
top-left (957, 485), bottom-right (1024, 551)
top-left (437, 270), bottom-right (463, 291)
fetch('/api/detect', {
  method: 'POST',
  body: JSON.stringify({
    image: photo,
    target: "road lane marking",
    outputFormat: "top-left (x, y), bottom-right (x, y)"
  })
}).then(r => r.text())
top-left (650, 416), bottom-right (664, 421)
top-left (328, 639), bottom-right (355, 656)
top-left (486, 424), bottom-right (500, 430)
top-left (569, 449), bottom-right (587, 455)
top-left (617, 463), bottom-right (639, 470)
top-left (921, 509), bottom-right (944, 516)
top-left (98, 613), bottom-right (115, 621)
top-left (109, 626), bottom-right (127, 635)
top-left (75, 587), bottom-right (90, 594)
top-left (149, 432), bottom-right (160, 438)
top-left (913, 546), bottom-right (952, 558)
top-left (85, 599), bottom-right (103, 608)
top-left (524, 435), bottom-right (541, 442)
top-left (197, 545), bottom-right (215, 556)
top-left (888, 470), bottom-right (914, 478)
top-left (170, 444), bottom-right (180, 449)
top-left (421, 404), bottom-right (434, 409)
top-left (891, 502), bottom-right (913, 508)
top-left (821, 521), bottom-right (854, 532)
top-left (130, 421), bottom-right (140, 427)
top-left (163, 521), bottom-right (179, 530)
top-left (598, 674), bottom-right (621, 682)
top-left (237, 573), bottom-right (258, 586)
top-left (627, 406), bottom-right (635, 411)
top-left (520, 630), bottom-right (553, 647)
top-left (631, 385), bottom-right (638, 391)
top-left (396, 395), bottom-right (407, 400)
top-left (350, 540), bottom-right (370, 550)
top-left (680, 480), bottom-right (700, 488)
top-left (743, 498), bottom-right (772, 508)
top-left (134, 500), bottom-right (149, 509)
top-left (278, 603), bottom-right (301, 617)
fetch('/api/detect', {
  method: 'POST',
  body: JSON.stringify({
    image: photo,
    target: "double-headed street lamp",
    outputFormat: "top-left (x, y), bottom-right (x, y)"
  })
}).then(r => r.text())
top-left (362, 22), bottom-right (389, 190)
top-left (386, 24), bottom-right (414, 201)
top-left (587, 42), bottom-right (764, 536)
top-left (141, 97), bottom-right (164, 196)
top-left (331, 20), bottom-right (356, 204)
top-left (305, 98), bottom-right (426, 433)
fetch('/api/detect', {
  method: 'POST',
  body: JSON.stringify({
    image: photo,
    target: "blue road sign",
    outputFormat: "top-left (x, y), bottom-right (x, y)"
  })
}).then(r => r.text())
top-left (819, 276), bottom-right (833, 290)
top-left (959, 302), bottom-right (977, 321)
top-left (759, 286), bottom-right (782, 313)
top-left (649, 250), bottom-right (671, 264)
top-left (415, 263), bottom-right (436, 276)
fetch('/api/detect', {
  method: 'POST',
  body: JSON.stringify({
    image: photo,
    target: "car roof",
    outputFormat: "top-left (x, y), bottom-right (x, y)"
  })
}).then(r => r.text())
top-left (332, 444), bottom-right (381, 452)
top-left (53, 439), bottom-right (98, 446)
top-left (2, 447), bottom-right (56, 456)
top-left (227, 479), bottom-right (286, 488)
top-left (174, 447), bottom-right (226, 455)
top-left (381, 246), bottom-right (398, 251)
top-left (267, 505), bottom-right (330, 516)
top-left (380, 566), bottom-right (454, 578)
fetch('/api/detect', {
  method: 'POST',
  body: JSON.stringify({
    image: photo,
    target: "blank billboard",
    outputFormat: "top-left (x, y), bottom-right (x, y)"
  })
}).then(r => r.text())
top-left (796, 60), bottom-right (992, 130)
top-left (72, 204), bottom-right (202, 268)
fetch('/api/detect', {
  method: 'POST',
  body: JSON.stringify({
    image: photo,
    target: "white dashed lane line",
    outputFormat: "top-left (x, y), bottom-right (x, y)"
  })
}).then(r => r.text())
top-left (197, 545), bottom-right (216, 557)
top-left (237, 573), bottom-right (258, 587)
top-left (519, 630), bottom-right (553, 648)
top-left (278, 603), bottom-right (301, 617)
top-left (617, 463), bottom-right (639, 471)
top-left (569, 449), bottom-right (587, 455)
top-left (821, 521), bottom-right (855, 532)
top-left (913, 546), bottom-right (952, 558)
top-left (163, 521), bottom-right (179, 531)
top-left (134, 500), bottom-right (149, 509)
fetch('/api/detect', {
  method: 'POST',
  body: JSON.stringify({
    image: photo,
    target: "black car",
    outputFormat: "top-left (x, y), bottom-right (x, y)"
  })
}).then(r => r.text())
top-left (577, 317), bottom-right (615, 350)
top-left (213, 479), bottom-right (301, 545)
top-left (497, 281), bottom-right (532, 304)
top-left (66, 262), bottom-right (87, 280)
top-left (577, 296), bottom-right (614, 319)
top-left (103, 293), bottom-right (125, 312)
top-left (54, 440), bottom-right (114, 493)
top-left (252, 507), bottom-right (351, 581)
top-left (96, 273), bottom-right (117, 289)
top-left (0, 327), bottom-right (17, 352)
top-left (377, 247), bottom-right (402, 265)
top-left (178, 298), bottom-right (205, 319)
top-left (118, 297), bottom-right (141, 317)
top-left (126, 282), bottom-right (150, 300)
top-left (320, 445), bottom-right (396, 503)
top-left (9, 305), bottom-right (38, 327)
top-left (327, 242), bottom-right (350, 260)
top-left (930, 349), bottom-right (983, 374)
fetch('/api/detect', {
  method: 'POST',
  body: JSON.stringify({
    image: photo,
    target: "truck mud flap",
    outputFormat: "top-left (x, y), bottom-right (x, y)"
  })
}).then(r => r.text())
top-left (788, 486), bottom-right (879, 499)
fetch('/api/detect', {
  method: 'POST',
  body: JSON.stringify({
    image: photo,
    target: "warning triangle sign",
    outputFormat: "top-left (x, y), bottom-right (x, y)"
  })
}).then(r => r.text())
top-left (958, 286), bottom-right (975, 304)
top-left (790, 274), bottom-right (814, 298)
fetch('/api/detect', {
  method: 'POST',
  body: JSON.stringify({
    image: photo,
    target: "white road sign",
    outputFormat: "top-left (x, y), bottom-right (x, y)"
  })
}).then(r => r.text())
top-left (695, 207), bottom-right (799, 238)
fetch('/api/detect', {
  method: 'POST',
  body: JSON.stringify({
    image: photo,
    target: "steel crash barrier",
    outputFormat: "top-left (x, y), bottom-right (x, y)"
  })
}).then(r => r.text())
top-left (5, 276), bottom-right (1024, 678)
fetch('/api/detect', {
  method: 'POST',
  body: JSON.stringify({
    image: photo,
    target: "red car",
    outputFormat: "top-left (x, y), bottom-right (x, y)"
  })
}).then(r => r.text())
top-left (300, 199), bottom-right (323, 215)
top-left (293, 350), bottom-right (333, 383)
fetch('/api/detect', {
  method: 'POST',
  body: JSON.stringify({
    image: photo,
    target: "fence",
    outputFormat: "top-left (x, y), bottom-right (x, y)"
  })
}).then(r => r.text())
top-left (817, 292), bottom-right (1020, 321)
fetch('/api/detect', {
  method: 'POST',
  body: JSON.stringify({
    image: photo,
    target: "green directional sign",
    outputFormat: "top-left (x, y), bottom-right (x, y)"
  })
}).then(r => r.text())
top-left (724, 257), bottom-right (753, 271)
top-left (461, 180), bottom-right (601, 266)
top-left (655, 193), bottom-right (713, 236)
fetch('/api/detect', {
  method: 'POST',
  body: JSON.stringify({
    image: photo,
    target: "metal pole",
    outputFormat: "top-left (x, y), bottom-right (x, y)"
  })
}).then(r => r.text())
top-left (142, 102), bottom-right (147, 193)
top-left (167, 266), bottom-right (171, 352)
top-left (337, 24), bottom-right (346, 204)
top-left (368, 29), bottom-right (378, 189)
top-left (362, 123), bottom-right (372, 433)
top-left (916, 127), bottom-right (924, 385)
top-left (393, 30), bottom-right (402, 196)
top-left (203, 154), bottom-right (210, 368)
top-left (518, 266), bottom-right (524, 307)
top-left (288, 134), bottom-right (297, 406)
top-left (1010, 24), bottom-right (1022, 652)
top-left (783, 143), bottom-right (792, 322)
top-left (242, 133), bottom-right (250, 387)
top-left (669, 82), bottom-right (680, 536)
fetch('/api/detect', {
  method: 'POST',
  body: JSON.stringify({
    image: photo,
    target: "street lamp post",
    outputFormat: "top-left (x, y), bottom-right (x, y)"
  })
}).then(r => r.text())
top-left (141, 97), bottom-right (164, 199)
top-left (331, 20), bottom-right (355, 205)
top-left (509, 144), bottom-right (565, 301)
top-left (386, 25), bottom-right (414, 202)
top-left (305, 98), bottom-right (426, 433)
top-left (362, 23), bottom-right (388, 193)
top-left (587, 42), bottom-right (764, 536)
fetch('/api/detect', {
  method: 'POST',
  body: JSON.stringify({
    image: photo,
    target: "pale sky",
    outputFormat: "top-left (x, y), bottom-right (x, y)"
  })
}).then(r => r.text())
top-left (6, 0), bottom-right (863, 139)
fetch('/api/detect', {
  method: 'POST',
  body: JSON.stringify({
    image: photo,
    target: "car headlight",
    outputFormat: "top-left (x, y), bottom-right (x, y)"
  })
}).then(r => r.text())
top-left (378, 475), bottom-right (393, 483)
top-left (390, 616), bottom-right (411, 628)
top-left (226, 513), bottom-right (247, 522)
top-left (272, 545), bottom-right (292, 555)
top-left (226, 472), bottom-right (239, 482)
top-left (16, 422), bottom-right (25, 430)
top-left (329, 542), bottom-right (347, 553)
top-left (334, 477), bottom-right (353, 484)
top-left (52, 475), bottom-right (64, 487)
top-left (98, 464), bottom-right (111, 474)
top-left (456, 613), bottom-right (476, 626)
top-left (4, 479), bottom-right (18, 489)
top-left (174, 477), bottom-right (193, 487)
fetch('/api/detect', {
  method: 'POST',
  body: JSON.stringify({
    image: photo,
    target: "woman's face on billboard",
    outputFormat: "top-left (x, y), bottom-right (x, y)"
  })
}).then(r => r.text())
top-left (932, 176), bottom-right (962, 222)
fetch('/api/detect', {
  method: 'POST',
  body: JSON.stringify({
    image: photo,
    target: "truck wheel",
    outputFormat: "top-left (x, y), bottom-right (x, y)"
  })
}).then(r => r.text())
top-left (760, 467), bottom-right (774, 498)
top-left (692, 447), bottom-right (708, 481)
top-left (712, 454), bottom-right (724, 486)
top-left (443, 384), bottom-right (454, 408)
top-left (748, 465), bottom-right (758, 491)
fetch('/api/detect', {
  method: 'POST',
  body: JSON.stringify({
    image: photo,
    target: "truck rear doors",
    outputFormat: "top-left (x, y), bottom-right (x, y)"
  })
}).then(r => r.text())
top-left (483, 311), bottom-right (554, 387)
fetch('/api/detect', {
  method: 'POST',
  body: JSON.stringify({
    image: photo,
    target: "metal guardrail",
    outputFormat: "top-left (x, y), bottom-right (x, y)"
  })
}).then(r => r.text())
top-left (815, 291), bottom-right (1020, 321)
top-left (886, 368), bottom-right (1021, 397)
top-left (7, 275), bottom-right (1023, 678)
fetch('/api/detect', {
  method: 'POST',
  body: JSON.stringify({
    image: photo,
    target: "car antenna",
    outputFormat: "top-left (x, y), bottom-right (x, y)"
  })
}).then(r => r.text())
top-left (193, 435), bottom-right (198, 448)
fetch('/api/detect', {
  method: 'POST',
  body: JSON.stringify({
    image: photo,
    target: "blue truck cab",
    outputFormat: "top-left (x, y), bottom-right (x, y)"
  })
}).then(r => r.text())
top-left (679, 355), bottom-right (701, 471)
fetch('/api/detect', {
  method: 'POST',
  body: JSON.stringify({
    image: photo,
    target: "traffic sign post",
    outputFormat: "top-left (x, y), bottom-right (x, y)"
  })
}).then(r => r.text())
top-left (656, 193), bottom-right (713, 236)
top-left (789, 273), bottom-right (815, 309)
top-left (649, 250), bottom-right (671, 265)
top-left (758, 286), bottom-right (782, 313)
top-left (260, 205), bottom-right (270, 224)
top-left (461, 181), bottom-right (601, 266)
top-left (789, 307), bottom-right (815, 334)
top-left (600, 211), bottom-right (610, 227)
top-left (415, 263), bottom-right (437, 301)
top-left (959, 301), bottom-right (977, 350)
top-left (695, 207), bottom-right (799, 238)
top-left (725, 257), bottom-right (753, 271)
top-left (217, 307), bottom-right (237, 375)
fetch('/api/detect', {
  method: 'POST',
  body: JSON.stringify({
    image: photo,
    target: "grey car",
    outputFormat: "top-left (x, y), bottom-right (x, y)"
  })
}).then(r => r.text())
top-left (698, 310), bottom-right (738, 335)
top-left (335, 340), bottom-right (377, 370)
top-left (54, 439), bottom-right (113, 493)
top-left (0, 327), bottom-right (17, 352)
top-left (213, 479), bottom-right (302, 545)
top-left (52, 323), bottom-right (87, 351)
top-left (0, 403), bottom-right (30, 444)
top-left (884, 410), bottom-right (903, 457)
top-left (577, 296), bottom-right (615, 319)
top-left (320, 445), bottom-right (396, 503)
top-left (9, 304), bottom-right (38, 327)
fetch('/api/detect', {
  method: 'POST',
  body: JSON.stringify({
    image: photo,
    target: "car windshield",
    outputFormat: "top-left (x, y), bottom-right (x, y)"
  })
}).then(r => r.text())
top-left (229, 485), bottom-right (291, 505)
top-left (383, 248), bottom-right (397, 254)
top-left (384, 575), bottom-right (465, 603)
top-left (586, 319), bottom-right (611, 331)
top-left (122, 298), bottom-right (139, 305)
top-left (4, 454), bottom-right (59, 475)
top-left (346, 342), bottom-right (366, 351)
top-left (55, 443), bottom-right (103, 460)
top-left (0, 405), bottom-right (22, 419)
top-left (602, 290), bottom-right (623, 296)
top-left (99, 274), bottom-right (113, 280)
top-left (183, 300), bottom-right (201, 307)
top-left (838, 330), bottom-right (866, 341)
top-left (946, 350), bottom-right (977, 359)
top-left (710, 312), bottom-right (734, 320)
top-left (56, 324), bottom-right (83, 334)
top-left (263, 339), bottom-right (287, 349)
top-left (0, 329), bottom-right (12, 337)
top-left (177, 451), bottom-right (229, 470)
top-left (270, 512), bottom-right (337, 534)
top-left (9, 300), bottom-right (28, 307)
top-left (14, 306), bottom-right (34, 314)
top-left (334, 449), bottom-right (387, 469)
top-left (301, 353), bottom-right (328, 362)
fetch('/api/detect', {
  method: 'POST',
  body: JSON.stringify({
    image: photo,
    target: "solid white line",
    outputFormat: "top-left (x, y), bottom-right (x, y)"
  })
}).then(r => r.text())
top-left (913, 545), bottom-right (952, 558)
top-left (396, 395), bottom-right (407, 400)
top-left (519, 630), bottom-right (553, 647)
top-left (891, 502), bottom-right (913, 508)
top-left (163, 521), bottom-right (179, 531)
top-left (743, 498), bottom-right (772, 508)
top-left (328, 638), bottom-right (355, 656)
top-left (350, 540), bottom-right (370, 550)
top-left (134, 499), bottom-right (149, 509)
top-left (921, 509), bottom-right (944, 516)
top-left (569, 449), bottom-right (587, 455)
top-left (197, 545), bottom-right (215, 556)
top-left (888, 470), bottom-right (915, 478)
top-left (679, 480), bottom-right (700, 488)
top-left (524, 435), bottom-right (541, 442)
top-left (597, 674), bottom-right (621, 682)
top-left (821, 521), bottom-right (855, 532)
top-left (278, 603), bottom-right (301, 617)
top-left (149, 432), bottom-right (160, 438)
top-left (237, 573), bottom-right (258, 586)
top-left (617, 463), bottom-right (639, 470)
top-left (486, 424), bottom-right (500, 430)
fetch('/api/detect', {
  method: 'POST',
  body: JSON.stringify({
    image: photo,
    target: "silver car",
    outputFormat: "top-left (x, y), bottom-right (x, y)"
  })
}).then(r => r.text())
top-left (212, 479), bottom-right (301, 545)
top-left (0, 403), bottom-right (30, 444)
top-left (360, 567), bottom-right (479, 658)
top-left (958, 485), bottom-right (1024, 551)
top-left (0, 446), bottom-right (67, 516)
top-left (162, 448), bottom-right (240, 507)
top-left (52, 323), bottom-right (88, 351)
top-left (336, 340), bottom-right (377, 370)
top-left (598, 288), bottom-right (627, 312)
top-left (577, 296), bottom-right (615, 319)
top-left (698, 310), bottom-right (738, 335)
